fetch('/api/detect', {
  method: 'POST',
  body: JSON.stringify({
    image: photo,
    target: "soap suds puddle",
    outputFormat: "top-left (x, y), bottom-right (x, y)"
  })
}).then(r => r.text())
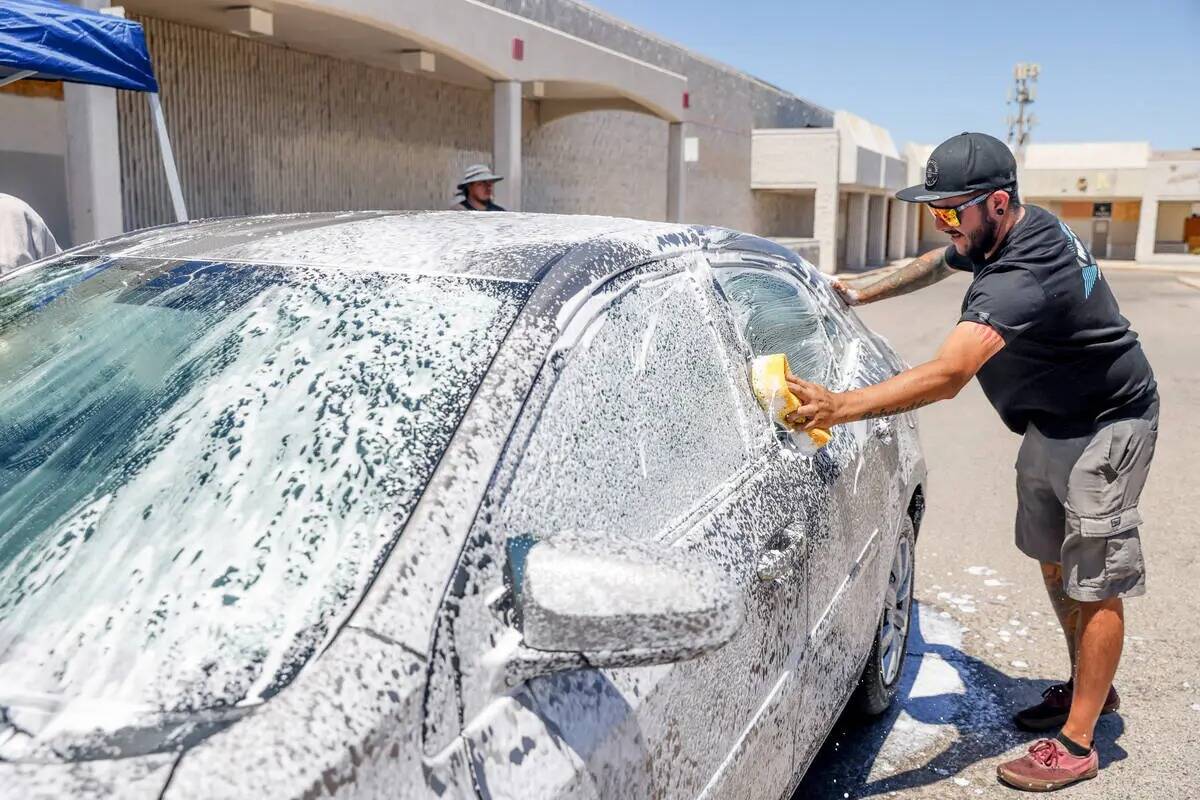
top-left (796, 601), bottom-right (1058, 798)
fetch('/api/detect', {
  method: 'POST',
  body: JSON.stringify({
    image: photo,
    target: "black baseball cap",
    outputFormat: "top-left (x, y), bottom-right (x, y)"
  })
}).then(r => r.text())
top-left (896, 132), bottom-right (1017, 203)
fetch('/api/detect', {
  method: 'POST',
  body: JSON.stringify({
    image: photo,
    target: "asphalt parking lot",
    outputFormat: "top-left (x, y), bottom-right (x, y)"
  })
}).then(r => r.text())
top-left (796, 270), bottom-right (1200, 799)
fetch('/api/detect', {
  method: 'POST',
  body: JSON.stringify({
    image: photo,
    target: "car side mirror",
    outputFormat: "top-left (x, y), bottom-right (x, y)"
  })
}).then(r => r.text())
top-left (483, 532), bottom-right (744, 692)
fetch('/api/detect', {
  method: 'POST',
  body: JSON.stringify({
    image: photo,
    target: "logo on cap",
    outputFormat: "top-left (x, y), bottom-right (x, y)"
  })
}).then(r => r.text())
top-left (925, 160), bottom-right (939, 188)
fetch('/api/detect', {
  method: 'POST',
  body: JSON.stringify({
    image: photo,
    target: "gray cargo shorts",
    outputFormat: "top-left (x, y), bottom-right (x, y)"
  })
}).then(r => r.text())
top-left (1014, 405), bottom-right (1159, 602)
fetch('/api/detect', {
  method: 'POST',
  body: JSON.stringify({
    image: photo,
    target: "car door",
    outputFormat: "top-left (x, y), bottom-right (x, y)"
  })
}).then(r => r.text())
top-left (709, 256), bottom-right (893, 764)
top-left (425, 256), bottom-right (813, 799)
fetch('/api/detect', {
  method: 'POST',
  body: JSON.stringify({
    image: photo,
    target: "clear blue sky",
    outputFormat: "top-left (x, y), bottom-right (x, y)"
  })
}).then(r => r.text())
top-left (585, 0), bottom-right (1199, 150)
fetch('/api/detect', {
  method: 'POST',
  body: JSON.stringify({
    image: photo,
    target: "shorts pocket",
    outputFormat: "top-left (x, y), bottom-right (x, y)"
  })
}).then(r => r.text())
top-left (1078, 507), bottom-right (1143, 537)
top-left (1105, 530), bottom-right (1145, 583)
top-left (1066, 418), bottom-right (1156, 537)
top-left (1063, 525), bottom-right (1147, 599)
top-left (1106, 419), bottom-right (1144, 476)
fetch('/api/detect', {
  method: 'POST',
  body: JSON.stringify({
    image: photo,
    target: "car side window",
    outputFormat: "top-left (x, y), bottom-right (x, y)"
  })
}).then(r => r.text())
top-left (499, 269), bottom-right (752, 549)
top-left (714, 267), bottom-right (839, 385)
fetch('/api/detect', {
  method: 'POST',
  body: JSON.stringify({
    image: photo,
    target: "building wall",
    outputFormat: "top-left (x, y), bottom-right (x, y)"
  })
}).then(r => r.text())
top-left (522, 110), bottom-right (667, 218)
top-left (1023, 141), bottom-right (1151, 170)
top-left (1037, 200), bottom-right (1139, 260)
top-left (749, 129), bottom-right (837, 268)
top-left (0, 92), bottom-right (71, 245)
top-left (750, 129), bottom-right (839, 189)
top-left (482, 0), bottom-right (832, 233)
top-left (1019, 167), bottom-right (1145, 200)
top-left (121, 14), bottom-right (675, 226)
top-left (836, 193), bottom-right (849, 258)
top-left (118, 16), bottom-right (500, 229)
top-left (752, 191), bottom-right (815, 238)
top-left (1146, 152), bottom-right (1200, 198)
top-left (119, 4), bottom-right (832, 234)
top-left (1137, 152), bottom-right (1200, 261)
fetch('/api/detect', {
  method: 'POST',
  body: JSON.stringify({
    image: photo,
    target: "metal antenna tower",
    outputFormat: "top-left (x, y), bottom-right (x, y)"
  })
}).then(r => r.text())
top-left (1006, 62), bottom-right (1040, 159)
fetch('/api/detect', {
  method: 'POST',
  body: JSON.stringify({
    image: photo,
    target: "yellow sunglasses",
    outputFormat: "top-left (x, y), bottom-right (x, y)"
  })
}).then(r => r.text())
top-left (927, 191), bottom-right (994, 227)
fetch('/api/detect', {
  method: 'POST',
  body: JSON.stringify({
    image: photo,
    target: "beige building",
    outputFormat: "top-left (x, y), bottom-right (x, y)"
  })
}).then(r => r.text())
top-left (751, 111), bottom-right (917, 272)
top-left (0, 0), bottom-right (833, 259)
top-left (910, 140), bottom-right (1200, 268)
top-left (2, 1), bottom-right (1194, 274)
top-left (1019, 142), bottom-right (1147, 260)
top-left (0, 0), bottom-right (920, 275)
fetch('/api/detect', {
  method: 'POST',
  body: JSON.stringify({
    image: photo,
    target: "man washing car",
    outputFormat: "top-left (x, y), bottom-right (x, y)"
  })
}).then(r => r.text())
top-left (787, 132), bottom-right (1158, 791)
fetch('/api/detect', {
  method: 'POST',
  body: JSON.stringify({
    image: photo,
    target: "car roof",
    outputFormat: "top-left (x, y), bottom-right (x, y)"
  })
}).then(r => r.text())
top-left (71, 211), bottom-right (724, 285)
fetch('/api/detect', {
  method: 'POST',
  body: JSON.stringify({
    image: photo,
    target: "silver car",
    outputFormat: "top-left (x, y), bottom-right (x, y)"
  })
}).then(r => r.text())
top-left (0, 212), bottom-right (925, 799)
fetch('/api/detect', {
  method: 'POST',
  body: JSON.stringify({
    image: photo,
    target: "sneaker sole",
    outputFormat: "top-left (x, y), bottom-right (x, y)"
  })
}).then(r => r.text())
top-left (997, 763), bottom-right (1098, 792)
top-left (1013, 700), bottom-right (1121, 732)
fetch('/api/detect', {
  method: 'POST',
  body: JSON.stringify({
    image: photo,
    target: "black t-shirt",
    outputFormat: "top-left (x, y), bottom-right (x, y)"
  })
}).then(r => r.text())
top-left (945, 204), bottom-right (1156, 437)
top-left (457, 199), bottom-right (506, 211)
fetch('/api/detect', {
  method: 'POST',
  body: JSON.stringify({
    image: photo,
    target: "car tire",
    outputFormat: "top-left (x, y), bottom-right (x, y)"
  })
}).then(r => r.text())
top-left (851, 514), bottom-right (916, 717)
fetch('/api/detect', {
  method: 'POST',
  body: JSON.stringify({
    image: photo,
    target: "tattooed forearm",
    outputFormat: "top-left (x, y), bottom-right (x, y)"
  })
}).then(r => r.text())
top-left (856, 248), bottom-right (955, 303)
top-left (822, 320), bottom-right (1000, 427)
top-left (852, 399), bottom-right (935, 421)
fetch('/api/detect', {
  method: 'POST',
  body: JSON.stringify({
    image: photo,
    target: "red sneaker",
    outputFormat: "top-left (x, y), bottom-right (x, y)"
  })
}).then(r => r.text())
top-left (1014, 680), bottom-right (1121, 731)
top-left (997, 738), bottom-right (1099, 792)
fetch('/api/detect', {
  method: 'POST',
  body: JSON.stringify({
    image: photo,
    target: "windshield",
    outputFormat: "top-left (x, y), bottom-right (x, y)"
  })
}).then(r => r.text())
top-left (0, 256), bottom-right (528, 760)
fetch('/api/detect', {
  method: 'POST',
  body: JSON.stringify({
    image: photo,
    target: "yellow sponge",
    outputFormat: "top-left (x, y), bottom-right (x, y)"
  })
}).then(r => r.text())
top-left (750, 353), bottom-right (832, 448)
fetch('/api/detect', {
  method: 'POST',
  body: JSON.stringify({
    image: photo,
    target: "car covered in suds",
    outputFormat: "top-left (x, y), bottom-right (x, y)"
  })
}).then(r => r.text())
top-left (0, 212), bottom-right (925, 799)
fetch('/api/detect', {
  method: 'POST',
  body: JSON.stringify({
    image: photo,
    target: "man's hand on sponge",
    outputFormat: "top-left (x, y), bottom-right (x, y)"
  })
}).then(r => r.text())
top-left (748, 354), bottom-right (832, 448)
top-left (784, 371), bottom-right (842, 432)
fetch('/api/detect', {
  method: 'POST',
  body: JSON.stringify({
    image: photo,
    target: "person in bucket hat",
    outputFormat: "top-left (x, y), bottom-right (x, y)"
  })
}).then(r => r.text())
top-left (453, 164), bottom-right (505, 211)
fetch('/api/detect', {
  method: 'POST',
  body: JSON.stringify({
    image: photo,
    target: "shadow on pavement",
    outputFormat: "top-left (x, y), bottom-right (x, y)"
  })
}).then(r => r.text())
top-left (794, 604), bottom-right (1127, 798)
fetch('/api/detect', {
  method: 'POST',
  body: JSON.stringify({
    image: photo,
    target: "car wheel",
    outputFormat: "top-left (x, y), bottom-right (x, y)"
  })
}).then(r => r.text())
top-left (852, 515), bottom-right (915, 717)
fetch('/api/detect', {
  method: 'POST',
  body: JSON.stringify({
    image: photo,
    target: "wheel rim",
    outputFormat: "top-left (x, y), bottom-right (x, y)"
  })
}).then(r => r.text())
top-left (879, 534), bottom-right (913, 687)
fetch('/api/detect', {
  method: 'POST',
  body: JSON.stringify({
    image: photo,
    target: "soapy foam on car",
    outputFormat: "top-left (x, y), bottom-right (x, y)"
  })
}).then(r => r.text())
top-left (0, 261), bottom-right (524, 751)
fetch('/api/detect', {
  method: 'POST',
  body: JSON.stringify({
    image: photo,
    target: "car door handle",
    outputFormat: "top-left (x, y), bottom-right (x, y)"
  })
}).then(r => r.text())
top-left (756, 528), bottom-right (805, 582)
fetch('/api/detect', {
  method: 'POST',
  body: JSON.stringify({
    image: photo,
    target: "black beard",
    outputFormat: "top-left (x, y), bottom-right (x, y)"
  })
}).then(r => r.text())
top-left (966, 213), bottom-right (1000, 262)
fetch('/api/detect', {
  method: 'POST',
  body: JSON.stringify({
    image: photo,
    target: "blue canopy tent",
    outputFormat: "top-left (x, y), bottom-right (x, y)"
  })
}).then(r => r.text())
top-left (0, 0), bottom-right (188, 223)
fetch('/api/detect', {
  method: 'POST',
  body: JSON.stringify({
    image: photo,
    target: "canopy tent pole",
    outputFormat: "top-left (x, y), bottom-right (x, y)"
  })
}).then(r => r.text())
top-left (146, 92), bottom-right (188, 223)
top-left (0, 70), bottom-right (36, 89)
top-left (3, 0), bottom-right (188, 229)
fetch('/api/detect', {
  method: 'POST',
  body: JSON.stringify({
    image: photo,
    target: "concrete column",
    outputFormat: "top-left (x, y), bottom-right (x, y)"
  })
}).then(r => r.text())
top-left (492, 80), bottom-right (522, 211)
top-left (1134, 195), bottom-right (1158, 263)
top-left (813, 184), bottom-right (839, 273)
top-left (886, 197), bottom-right (907, 261)
top-left (844, 192), bottom-right (869, 271)
top-left (63, 83), bottom-right (124, 245)
top-left (63, 0), bottom-right (124, 246)
top-left (866, 193), bottom-right (887, 265)
top-left (667, 122), bottom-right (686, 223)
top-left (906, 203), bottom-right (920, 256)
